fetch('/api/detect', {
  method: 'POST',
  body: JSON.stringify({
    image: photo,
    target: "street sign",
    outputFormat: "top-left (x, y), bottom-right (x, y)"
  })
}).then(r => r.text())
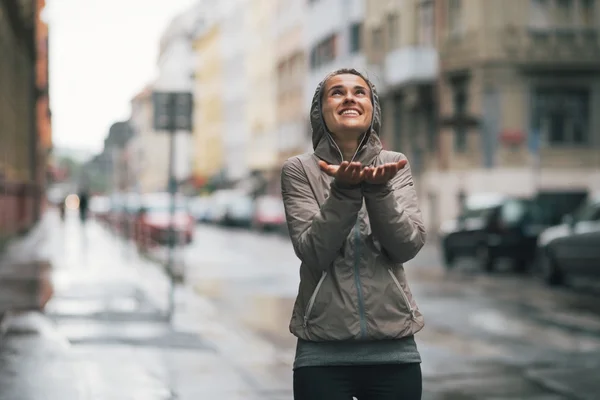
top-left (152, 92), bottom-right (193, 132)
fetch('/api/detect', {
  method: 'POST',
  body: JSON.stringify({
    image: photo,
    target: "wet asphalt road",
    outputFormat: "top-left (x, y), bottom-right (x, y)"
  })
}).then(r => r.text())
top-left (183, 223), bottom-right (600, 399)
top-left (3, 211), bottom-right (600, 399)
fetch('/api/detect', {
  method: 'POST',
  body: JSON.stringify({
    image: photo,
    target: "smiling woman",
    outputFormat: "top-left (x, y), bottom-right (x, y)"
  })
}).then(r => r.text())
top-left (281, 68), bottom-right (427, 400)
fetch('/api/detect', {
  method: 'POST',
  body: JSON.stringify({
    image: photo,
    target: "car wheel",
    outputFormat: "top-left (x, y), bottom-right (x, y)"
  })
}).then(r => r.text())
top-left (539, 249), bottom-right (564, 286)
top-left (476, 245), bottom-right (494, 272)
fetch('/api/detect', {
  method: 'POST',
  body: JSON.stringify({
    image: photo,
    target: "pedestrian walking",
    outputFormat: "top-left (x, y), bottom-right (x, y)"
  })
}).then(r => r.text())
top-left (78, 190), bottom-right (89, 223)
top-left (281, 68), bottom-right (427, 400)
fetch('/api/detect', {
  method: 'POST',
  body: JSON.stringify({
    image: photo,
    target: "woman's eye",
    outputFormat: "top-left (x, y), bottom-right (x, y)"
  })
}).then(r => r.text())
top-left (332, 90), bottom-right (343, 96)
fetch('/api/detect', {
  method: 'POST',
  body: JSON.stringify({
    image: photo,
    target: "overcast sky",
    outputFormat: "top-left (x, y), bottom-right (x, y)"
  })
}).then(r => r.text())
top-left (46, 0), bottom-right (197, 156)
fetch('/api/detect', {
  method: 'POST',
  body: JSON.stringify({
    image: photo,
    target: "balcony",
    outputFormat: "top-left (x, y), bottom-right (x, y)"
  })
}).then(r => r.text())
top-left (383, 46), bottom-right (438, 89)
top-left (502, 27), bottom-right (600, 69)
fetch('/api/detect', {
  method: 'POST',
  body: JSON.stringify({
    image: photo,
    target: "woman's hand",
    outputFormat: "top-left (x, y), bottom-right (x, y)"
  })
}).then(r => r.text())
top-left (318, 161), bottom-right (365, 185)
top-left (362, 160), bottom-right (407, 185)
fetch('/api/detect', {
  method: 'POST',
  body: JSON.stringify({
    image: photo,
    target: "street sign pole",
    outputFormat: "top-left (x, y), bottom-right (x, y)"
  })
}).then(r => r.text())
top-left (166, 110), bottom-right (176, 321)
top-left (152, 91), bottom-right (193, 323)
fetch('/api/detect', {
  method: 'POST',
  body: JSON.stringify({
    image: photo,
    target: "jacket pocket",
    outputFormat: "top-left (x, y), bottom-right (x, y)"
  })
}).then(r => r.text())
top-left (303, 271), bottom-right (328, 328)
top-left (387, 269), bottom-right (416, 320)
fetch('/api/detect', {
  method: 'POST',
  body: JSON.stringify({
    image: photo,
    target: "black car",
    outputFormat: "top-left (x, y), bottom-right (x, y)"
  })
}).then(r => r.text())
top-left (440, 191), bottom-right (588, 273)
top-left (440, 194), bottom-right (544, 272)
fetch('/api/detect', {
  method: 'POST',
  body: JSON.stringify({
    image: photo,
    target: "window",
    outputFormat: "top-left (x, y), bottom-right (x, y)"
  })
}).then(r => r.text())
top-left (579, 0), bottom-right (596, 27)
top-left (349, 22), bottom-right (362, 53)
top-left (387, 14), bottom-right (400, 49)
top-left (418, 0), bottom-right (435, 46)
top-left (501, 200), bottom-right (528, 227)
top-left (452, 78), bottom-right (469, 152)
top-left (309, 34), bottom-right (337, 69)
top-left (448, 0), bottom-right (462, 37)
top-left (573, 202), bottom-right (600, 222)
top-left (556, 0), bottom-right (575, 26)
top-left (531, 88), bottom-right (590, 146)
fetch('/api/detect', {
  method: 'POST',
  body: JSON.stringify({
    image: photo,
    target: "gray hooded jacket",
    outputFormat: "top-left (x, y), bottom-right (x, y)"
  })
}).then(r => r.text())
top-left (280, 72), bottom-right (427, 342)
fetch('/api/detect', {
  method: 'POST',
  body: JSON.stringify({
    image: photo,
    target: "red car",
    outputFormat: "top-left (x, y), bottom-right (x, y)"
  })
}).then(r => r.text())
top-left (135, 193), bottom-right (194, 247)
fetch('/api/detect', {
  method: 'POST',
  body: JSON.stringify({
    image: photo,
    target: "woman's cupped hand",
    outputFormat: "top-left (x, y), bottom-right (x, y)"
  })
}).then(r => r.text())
top-left (318, 160), bottom-right (407, 185)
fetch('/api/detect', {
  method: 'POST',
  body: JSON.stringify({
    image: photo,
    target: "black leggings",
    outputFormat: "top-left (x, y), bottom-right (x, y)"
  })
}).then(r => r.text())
top-left (293, 363), bottom-right (422, 400)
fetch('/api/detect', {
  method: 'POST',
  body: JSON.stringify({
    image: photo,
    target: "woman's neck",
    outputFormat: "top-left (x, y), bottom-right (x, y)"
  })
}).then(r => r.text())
top-left (332, 135), bottom-right (361, 161)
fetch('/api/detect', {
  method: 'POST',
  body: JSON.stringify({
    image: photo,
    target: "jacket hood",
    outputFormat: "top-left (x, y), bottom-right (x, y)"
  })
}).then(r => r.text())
top-left (310, 70), bottom-right (383, 165)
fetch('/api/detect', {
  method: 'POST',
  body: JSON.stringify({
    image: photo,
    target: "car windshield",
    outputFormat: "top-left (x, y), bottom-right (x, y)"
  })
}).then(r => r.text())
top-left (572, 199), bottom-right (600, 222)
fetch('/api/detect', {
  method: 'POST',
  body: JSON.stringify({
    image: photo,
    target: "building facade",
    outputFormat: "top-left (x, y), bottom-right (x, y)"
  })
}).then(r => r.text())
top-left (221, 0), bottom-right (251, 184)
top-left (305, 0), bottom-right (369, 110)
top-left (246, 0), bottom-right (279, 192)
top-left (274, 0), bottom-right (309, 168)
top-left (193, 23), bottom-right (225, 185)
top-left (364, 0), bottom-right (438, 229)
top-left (426, 0), bottom-right (600, 228)
top-left (0, 0), bottom-right (43, 237)
top-left (35, 0), bottom-right (52, 212)
top-left (153, 3), bottom-right (203, 185)
top-left (128, 87), bottom-right (169, 193)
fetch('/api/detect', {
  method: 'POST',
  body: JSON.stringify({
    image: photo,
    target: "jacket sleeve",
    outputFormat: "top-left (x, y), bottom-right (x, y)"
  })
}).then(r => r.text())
top-left (281, 157), bottom-right (363, 273)
top-left (363, 156), bottom-right (426, 264)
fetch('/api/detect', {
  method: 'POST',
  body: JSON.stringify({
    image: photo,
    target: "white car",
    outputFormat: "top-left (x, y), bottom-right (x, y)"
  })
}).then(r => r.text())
top-left (537, 192), bottom-right (600, 285)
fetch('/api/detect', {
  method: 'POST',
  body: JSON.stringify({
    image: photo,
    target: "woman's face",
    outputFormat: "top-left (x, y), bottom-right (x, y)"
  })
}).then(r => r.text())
top-left (321, 74), bottom-right (373, 138)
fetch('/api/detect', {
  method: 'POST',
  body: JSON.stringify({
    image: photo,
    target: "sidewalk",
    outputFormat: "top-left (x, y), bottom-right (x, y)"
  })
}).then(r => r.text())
top-left (0, 211), bottom-right (292, 400)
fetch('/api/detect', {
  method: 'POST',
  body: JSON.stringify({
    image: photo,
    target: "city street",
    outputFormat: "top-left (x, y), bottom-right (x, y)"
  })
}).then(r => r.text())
top-left (2, 211), bottom-right (600, 399)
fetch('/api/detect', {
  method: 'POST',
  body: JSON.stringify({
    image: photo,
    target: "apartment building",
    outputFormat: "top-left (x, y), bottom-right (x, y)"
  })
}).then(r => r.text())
top-left (274, 0), bottom-right (309, 167)
top-left (424, 0), bottom-right (600, 228)
top-left (221, 0), bottom-right (251, 184)
top-left (193, 23), bottom-right (225, 186)
top-left (305, 0), bottom-right (370, 111)
top-left (153, 4), bottom-right (203, 185)
top-left (128, 86), bottom-right (175, 193)
top-left (246, 0), bottom-right (279, 193)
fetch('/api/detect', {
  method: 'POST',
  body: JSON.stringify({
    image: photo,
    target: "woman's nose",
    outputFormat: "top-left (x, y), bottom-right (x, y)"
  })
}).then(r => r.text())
top-left (343, 93), bottom-right (356, 103)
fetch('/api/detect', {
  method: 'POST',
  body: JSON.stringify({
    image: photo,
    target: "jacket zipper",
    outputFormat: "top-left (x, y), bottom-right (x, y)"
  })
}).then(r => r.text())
top-left (387, 269), bottom-right (416, 320)
top-left (354, 219), bottom-right (368, 338)
top-left (303, 271), bottom-right (328, 328)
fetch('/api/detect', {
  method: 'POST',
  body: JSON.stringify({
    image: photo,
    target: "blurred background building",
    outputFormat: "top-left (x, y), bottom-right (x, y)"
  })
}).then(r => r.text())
top-left (0, 0), bottom-right (52, 238)
top-left (76, 0), bottom-right (600, 232)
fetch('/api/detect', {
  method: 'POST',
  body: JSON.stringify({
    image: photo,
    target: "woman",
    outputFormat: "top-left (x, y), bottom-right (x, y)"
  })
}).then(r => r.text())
top-left (281, 68), bottom-right (427, 400)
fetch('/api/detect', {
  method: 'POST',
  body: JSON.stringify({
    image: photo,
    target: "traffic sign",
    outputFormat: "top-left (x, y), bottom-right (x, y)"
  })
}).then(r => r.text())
top-left (152, 91), bottom-right (193, 132)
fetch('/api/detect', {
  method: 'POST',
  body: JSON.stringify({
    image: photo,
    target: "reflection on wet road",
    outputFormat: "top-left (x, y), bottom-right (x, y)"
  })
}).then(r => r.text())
top-left (10, 212), bottom-right (598, 399)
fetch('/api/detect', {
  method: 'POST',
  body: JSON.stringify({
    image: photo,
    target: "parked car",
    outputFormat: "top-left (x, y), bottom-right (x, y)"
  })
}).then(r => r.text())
top-left (136, 193), bottom-right (194, 246)
top-left (440, 190), bottom-right (588, 273)
top-left (253, 195), bottom-right (286, 232)
top-left (189, 196), bottom-right (211, 223)
top-left (223, 195), bottom-right (254, 228)
top-left (536, 191), bottom-right (600, 285)
top-left (204, 190), bottom-right (244, 225)
top-left (89, 195), bottom-right (111, 222)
